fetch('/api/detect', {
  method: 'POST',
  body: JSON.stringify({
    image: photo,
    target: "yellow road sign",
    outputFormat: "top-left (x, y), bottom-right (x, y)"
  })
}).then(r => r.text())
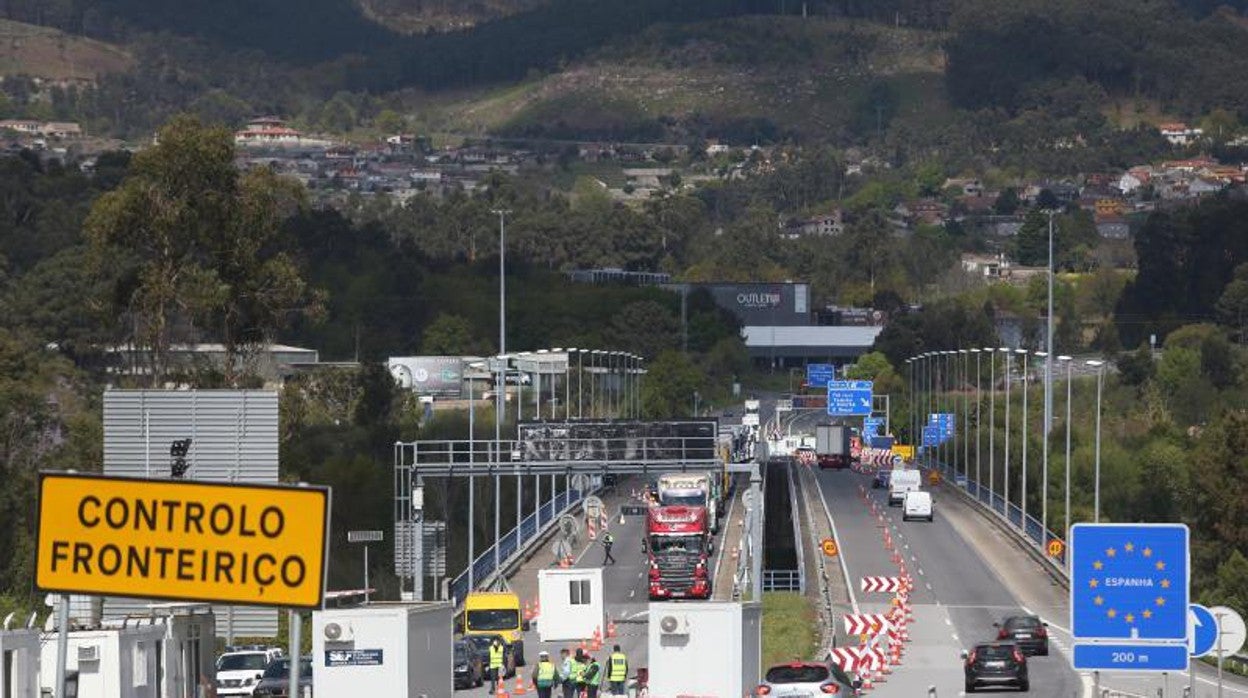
top-left (891, 444), bottom-right (915, 460)
top-left (36, 473), bottom-right (330, 609)
top-left (928, 470), bottom-right (941, 485)
top-left (1047, 538), bottom-right (1065, 558)
top-left (821, 538), bottom-right (839, 557)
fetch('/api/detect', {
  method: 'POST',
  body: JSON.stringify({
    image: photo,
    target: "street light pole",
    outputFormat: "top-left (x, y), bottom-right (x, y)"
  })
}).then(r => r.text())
top-left (1059, 355), bottom-right (1072, 566)
top-left (492, 209), bottom-right (509, 576)
top-left (986, 348), bottom-right (996, 507)
top-left (1019, 349), bottom-right (1030, 533)
top-left (1002, 346), bottom-right (1012, 521)
top-left (1034, 350), bottom-right (1048, 544)
top-left (1087, 360), bottom-right (1105, 522)
top-left (962, 349), bottom-right (970, 481)
top-left (972, 349), bottom-right (982, 495)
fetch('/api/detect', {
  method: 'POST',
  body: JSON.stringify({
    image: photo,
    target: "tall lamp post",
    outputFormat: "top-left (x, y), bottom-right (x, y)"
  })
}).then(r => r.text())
top-left (1001, 346), bottom-right (1012, 521)
top-left (1033, 350), bottom-right (1048, 544)
top-left (961, 349), bottom-right (970, 481)
top-left (972, 349), bottom-right (982, 495)
top-left (1058, 355), bottom-right (1072, 565)
top-left (1016, 348), bottom-right (1030, 531)
top-left (1086, 359), bottom-right (1105, 522)
top-left (985, 348), bottom-right (996, 506)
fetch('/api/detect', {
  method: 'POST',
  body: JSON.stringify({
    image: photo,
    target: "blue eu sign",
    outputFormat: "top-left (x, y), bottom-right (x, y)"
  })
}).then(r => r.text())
top-left (1070, 523), bottom-right (1189, 642)
top-left (827, 380), bottom-right (872, 416)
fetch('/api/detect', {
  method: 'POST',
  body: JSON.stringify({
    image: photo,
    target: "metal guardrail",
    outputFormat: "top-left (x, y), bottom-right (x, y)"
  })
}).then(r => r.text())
top-left (448, 487), bottom-right (587, 605)
top-left (786, 465), bottom-right (807, 594)
top-left (762, 569), bottom-right (802, 591)
top-left (928, 459), bottom-right (1069, 574)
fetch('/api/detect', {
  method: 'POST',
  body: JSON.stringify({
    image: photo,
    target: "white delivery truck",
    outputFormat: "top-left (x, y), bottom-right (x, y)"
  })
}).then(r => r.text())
top-left (888, 469), bottom-right (922, 506)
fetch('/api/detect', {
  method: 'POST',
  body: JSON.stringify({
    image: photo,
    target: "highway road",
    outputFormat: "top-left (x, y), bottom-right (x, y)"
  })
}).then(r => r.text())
top-left (813, 467), bottom-right (1084, 697)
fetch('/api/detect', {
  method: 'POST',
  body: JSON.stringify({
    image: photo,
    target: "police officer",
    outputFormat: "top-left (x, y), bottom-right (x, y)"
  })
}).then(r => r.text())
top-left (532, 650), bottom-right (558, 698)
top-left (602, 531), bottom-right (616, 565)
top-left (606, 645), bottom-right (628, 696)
top-left (579, 654), bottom-right (602, 698)
top-left (558, 648), bottom-right (576, 698)
top-left (488, 637), bottom-right (506, 693)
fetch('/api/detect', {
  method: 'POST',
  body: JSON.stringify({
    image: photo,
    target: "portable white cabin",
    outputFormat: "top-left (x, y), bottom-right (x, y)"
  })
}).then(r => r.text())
top-left (537, 568), bottom-right (604, 642)
top-left (0, 619), bottom-right (41, 698)
top-left (312, 602), bottom-right (453, 698)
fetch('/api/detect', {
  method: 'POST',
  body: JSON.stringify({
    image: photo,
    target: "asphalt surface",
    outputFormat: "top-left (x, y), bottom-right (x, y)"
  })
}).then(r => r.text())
top-left (813, 467), bottom-right (1084, 697)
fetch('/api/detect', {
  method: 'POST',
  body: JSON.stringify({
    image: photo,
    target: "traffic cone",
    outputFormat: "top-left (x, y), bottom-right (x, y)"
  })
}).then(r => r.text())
top-left (607, 619), bottom-right (618, 638)
top-left (523, 601), bottom-right (533, 621)
top-left (514, 674), bottom-right (527, 695)
top-left (533, 599), bottom-right (541, 618)
top-left (496, 678), bottom-right (510, 698)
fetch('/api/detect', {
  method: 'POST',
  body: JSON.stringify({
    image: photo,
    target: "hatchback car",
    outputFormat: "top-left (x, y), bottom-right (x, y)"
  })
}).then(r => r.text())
top-left (963, 642), bottom-right (1029, 693)
top-left (995, 615), bottom-right (1049, 656)
top-left (454, 639), bottom-right (485, 689)
top-left (756, 661), bottom-right (861, 696)
top-left (252, 656), bottom-right (313, 698)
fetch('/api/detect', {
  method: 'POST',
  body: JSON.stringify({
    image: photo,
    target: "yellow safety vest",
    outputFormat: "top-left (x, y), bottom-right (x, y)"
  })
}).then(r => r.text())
top-left (571, 660), bottom-right (586, 684)
top-left (608, 653), bottom-right (628, 681)
top-left (537, 661), bottom-right (556, 687)
top-left (490, 644), bottom-right (505, 669)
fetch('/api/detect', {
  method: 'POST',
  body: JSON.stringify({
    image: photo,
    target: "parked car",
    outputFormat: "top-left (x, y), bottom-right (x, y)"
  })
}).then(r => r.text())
top-left (454, 639), bottom-right (485, 689)
top-left (252, 656), bottom-right (313, 697)
top-left (216, 647), bottom-right (283, 697)
top-left (995, 615), bottom-right (1050, 656)
top-left (756, 661), bottom-right (861, 696)
top-left (963, 642), bottom-right (1029, 693)
top-left (460, 634), bottom-right (516, 678)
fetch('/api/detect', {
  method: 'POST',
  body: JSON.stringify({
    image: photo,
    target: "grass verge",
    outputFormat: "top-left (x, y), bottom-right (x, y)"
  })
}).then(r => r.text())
top-left (762, 592), bottom-right (818, 667)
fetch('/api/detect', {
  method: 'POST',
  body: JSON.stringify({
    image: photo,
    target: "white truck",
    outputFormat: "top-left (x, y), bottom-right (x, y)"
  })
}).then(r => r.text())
top-left (888, 469), bottom-right (922, 506)
top-left (656, 473), bottom-right (720, 533)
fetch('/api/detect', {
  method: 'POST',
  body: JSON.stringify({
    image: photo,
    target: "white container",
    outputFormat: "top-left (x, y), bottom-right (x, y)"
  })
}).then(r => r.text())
top-left (537, 568), bottom-right (604, 642)
top-left (312, 602), bottom-right (453, 698)
top-left (648, 602), bottom-right (761, 698)
top-left (40, 623), bottom-right (165, 698)
top-left (0, 626), bottom-right (40, 698)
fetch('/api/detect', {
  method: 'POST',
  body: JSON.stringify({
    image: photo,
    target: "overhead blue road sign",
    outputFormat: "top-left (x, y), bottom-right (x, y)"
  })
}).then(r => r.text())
top-left (806, 364), bottom-right (835, 388)
top-left (863, 417), bottom-right (884, 439)
top-left (827, 380), bottom-right (873, 417)
top-left (1189, 604), bottom-right (1218, 657)
top-left (921, 426), bottom-right (939, 447)
top-left (1071, 523), bottom-right (1189, 642)
top-left (1072, 643), bottom-right (1188, 671)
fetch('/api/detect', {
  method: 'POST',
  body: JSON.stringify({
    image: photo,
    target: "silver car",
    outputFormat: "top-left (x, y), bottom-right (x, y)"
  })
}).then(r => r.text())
top-left (756, 661), bottom-right (861, 696)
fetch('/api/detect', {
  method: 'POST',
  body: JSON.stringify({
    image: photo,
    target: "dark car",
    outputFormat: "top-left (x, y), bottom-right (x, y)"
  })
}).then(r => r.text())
top-left (963, 642), bottom-right (1029, 693)
top-left (757, 661), bottom-right (861, 696)
top-left (872, 469), bottom-right (892, 489)
top-left (252, 656), bottom-right (312, 698)
top-left (461, 634), bottom-right (516, 678)
top-left (454, 639), bottom-right (485, 689)
top-left (995, 615), bottom-right (1049, 656)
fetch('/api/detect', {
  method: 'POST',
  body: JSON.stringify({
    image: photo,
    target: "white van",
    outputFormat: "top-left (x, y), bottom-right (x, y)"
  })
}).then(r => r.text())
top-left (887, 469), bottom-right (922, 506)
top-left (902, 490), bottom-right (933, 522)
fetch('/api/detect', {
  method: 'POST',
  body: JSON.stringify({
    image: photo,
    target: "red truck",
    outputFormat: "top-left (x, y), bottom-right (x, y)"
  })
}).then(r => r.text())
top-left (645, 505), bottom-right (712, 600)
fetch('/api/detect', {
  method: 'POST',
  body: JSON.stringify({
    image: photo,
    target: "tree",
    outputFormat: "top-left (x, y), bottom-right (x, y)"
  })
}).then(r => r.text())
top-left (375, 109), bottom-right (405, 134)
top-left (86, 115), bottom-right (321, 386)
top-left (1116, 344), bottom-right (1155, 386)
top-left (994, 188), bottom-right (1020, 215)
top-left (1216, 262), bottom-right (1248, 343)
top-left (641, 350), bottom-right (706, 418)
top-left (1011, 209), bottom-right (1048, 266)
top-left (420, 313), bottom-right (484, 355)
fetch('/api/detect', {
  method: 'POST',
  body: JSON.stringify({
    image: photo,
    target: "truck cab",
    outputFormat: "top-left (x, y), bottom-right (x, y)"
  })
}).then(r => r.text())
top-left (656, 473), bottom-right (718, 533)
top-left (461, 591), bottom-right (528, 666)
top-left (646, 505), bottom-right (712, 600)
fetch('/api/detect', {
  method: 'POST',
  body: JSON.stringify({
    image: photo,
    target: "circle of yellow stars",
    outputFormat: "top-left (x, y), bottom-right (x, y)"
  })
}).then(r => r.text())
top-left (1088, 542), bottom-right (1169, 627)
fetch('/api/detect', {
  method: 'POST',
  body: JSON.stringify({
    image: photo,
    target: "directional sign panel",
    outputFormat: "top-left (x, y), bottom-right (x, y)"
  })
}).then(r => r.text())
top-left (863, 417), bottom-right (884, 439)
top-left (827, 380), bottom-right (873, 417)
top-left (1071, 523), bottom-right (1189, 642)
top-left (1190, 604), bottom-right (1218, 657)
top-left (806, 364), bottom-right (835, 388)
top-left (921, 426), bottom-right (939, 447)
top-left (1072, 643), bottom-right (1188, 671)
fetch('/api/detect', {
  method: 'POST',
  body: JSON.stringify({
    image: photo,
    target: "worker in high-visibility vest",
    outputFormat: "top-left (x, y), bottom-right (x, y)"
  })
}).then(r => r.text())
top-left (564, 649), bottom-right (586, 698)
top-left (532, 650), bottom-right (558, 698)
top-left (488, 638), bottom-right (506, 693)
top-left (606, 645), bottom-right (628, 696)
